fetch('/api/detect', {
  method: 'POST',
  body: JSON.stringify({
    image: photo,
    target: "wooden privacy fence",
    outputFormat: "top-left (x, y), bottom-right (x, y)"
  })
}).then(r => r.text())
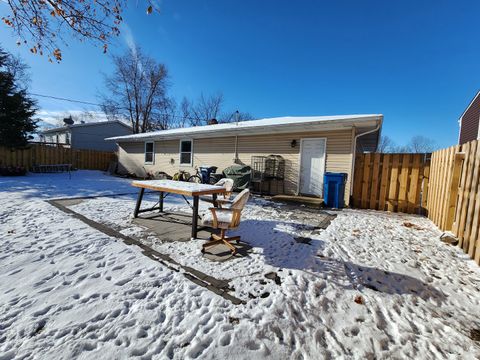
top-left (353, 139), bottom-right (480, 265)
top-left (0, 144), bottom-right (116, 171)
top-left (352, 153), bottom-right (430, 214)
top-left (427, 140), bottom-right (480, 264)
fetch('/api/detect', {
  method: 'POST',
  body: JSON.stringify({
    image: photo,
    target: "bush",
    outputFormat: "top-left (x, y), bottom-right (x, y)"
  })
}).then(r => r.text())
top-left (0, 165), bottom-right (27, 176)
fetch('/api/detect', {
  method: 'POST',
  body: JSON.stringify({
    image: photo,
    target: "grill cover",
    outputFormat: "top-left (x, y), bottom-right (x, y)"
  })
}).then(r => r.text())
top-left (223, 164), bottom-right (252, 190)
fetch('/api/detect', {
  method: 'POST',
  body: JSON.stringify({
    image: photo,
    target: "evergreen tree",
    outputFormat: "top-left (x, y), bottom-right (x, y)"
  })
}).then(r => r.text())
top-left (0, 49), bottom-right (37, 147)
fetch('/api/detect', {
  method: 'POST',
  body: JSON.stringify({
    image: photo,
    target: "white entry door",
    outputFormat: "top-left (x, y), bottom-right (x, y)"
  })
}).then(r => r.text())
top-left (299, 138), bottom-right (326, 196)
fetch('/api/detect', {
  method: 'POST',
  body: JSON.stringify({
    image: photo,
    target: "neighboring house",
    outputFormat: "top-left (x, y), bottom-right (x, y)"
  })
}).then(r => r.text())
top-left (107, 115), bottom-right (383, 205)
top-left (458, 90), bottom-right (480, 144)
top-left (40, 120), bottom-right (132, 152)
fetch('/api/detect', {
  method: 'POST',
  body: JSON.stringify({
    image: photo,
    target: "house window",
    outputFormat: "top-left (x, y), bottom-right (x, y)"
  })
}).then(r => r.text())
top-left (145, 142), bottom-right (155, 164)
top-left (179, 139), bottom-right (193, 166)
top-left (65, 133), bottom-right (70, 145)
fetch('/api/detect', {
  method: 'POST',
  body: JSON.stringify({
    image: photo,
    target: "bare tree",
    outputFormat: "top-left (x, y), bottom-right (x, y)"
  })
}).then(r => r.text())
top-left (175, 97), bottom-right (191, 128)
top-left (101, 47), bottom-right (171, 133)
top-left (188, 92), bottom-right (224, 126)
top-left (391, 144), bottom-right (412, 153)
top-left (376, 135), bottom-right (395, 153)
top-left (407, 135), bottom-right (436, 153)
top-left (1, 1), bottom-right (157, 62)
top-left (376, 134), bottom-right (436, 153)
top-left (220, 111), bottom-right (255, 123)
top-left (4, 53), bottom-right (30, 88)
top-left (151, 97), bottom-right (177, 131)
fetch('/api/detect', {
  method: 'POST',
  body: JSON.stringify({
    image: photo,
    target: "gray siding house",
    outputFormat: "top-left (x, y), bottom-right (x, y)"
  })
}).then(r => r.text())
top-left (40, 120), bottom-right (132, 151)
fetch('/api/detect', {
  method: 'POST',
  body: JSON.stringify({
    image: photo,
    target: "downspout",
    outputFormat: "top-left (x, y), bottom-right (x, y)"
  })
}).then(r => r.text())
top-left (350, 118), bottom-right (383, 196)
top-left (233, 110), bottom-right (240, 163)
top-left (233, 135), bottom-right (239, 163)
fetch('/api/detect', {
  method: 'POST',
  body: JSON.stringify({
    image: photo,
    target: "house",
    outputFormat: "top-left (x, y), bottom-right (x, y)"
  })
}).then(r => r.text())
top-left (40, 120), bottom-right (132, 152)
top-left (107, 114), bottom-right (383, 205)
top-left (458, 91), bottom-right (480, 144)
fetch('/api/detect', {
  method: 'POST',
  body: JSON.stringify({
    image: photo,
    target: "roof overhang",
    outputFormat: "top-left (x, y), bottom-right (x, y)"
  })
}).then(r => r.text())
top-left (107, 114), bottom-right (383, 142)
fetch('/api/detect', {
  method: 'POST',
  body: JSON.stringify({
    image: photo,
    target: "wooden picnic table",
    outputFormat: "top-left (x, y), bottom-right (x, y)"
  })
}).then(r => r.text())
top-left (131, 180), bottom-right (227, 239)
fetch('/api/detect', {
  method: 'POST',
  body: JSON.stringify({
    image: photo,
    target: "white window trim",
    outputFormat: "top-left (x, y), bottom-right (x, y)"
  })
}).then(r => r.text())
top-left (144, 141), bottom-right (155, 165)
top-left (179, 139), bottom-right (193, 166)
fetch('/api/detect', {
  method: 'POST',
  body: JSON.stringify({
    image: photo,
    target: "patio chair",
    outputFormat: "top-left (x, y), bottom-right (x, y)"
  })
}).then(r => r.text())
top-left (201, 189), bottom-right (250, 255)
top-left (200, 178), bottom-right (234, 207)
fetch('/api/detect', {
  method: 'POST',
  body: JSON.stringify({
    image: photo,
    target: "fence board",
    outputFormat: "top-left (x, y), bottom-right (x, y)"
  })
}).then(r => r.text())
top-left (408, 154), bottom-right (421, 213)
top-left (386, 155), bottom-right (399, 212)
top-left (378, 154), bottom-right (391, 211)
top-left (458, 142), bottom-right (476, 246)
top-left (445, 151), bottom-right (464, 230)
top-left (361, 153), bottom-right (372, 209)
top-left (369, 153), bottom-right (381, 209)
top-left (353, 155), bottom-right (364, 207)
top-left (465, 142), bottom-right (480, 255)
top-left (398, 154), bottom-right (410, 213)
top-left (421, 158), bottom-right (430, 212)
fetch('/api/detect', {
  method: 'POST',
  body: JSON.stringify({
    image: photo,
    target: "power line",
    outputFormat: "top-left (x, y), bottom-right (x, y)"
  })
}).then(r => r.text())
top-left (30, 93), bottom-right (102, 107)
top-left (30, 92), bottom-right (199, 122)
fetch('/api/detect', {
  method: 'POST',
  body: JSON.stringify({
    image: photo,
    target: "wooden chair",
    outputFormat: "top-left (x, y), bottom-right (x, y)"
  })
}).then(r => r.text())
top-left (200, 178), bottom-right (234, 207)
top-left (201, 189), bottom-right (250, 254)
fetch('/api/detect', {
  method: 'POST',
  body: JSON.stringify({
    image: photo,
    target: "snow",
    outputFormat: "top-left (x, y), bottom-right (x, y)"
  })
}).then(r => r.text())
top-left (106, 114), bottom-right (382, 141)
top-left (132, 180), bottom-right (225, 194)
top-left (1, 171), bottom-right (480, 359)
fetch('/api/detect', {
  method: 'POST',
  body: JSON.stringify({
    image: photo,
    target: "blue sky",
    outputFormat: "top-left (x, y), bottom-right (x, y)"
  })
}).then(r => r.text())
top-left (1, 0), bottom-right (479, 148)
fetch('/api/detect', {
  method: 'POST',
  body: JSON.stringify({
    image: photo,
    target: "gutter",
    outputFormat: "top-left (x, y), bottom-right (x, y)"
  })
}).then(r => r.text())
top-left (350, 117), bottom-right (383, 196)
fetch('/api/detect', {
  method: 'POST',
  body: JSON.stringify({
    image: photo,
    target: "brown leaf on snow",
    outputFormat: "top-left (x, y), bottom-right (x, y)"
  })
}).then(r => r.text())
top-left (403, 222), bottom-right (423, 230)
top-left (354, 295), bottom-right (364, 305)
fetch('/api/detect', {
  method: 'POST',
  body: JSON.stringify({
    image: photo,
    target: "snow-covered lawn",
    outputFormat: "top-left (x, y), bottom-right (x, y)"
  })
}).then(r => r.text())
top-left (1, 171), bottom-right (479, 359)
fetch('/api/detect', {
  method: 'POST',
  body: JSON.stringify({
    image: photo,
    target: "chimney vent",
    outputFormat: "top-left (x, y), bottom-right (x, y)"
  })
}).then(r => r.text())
top-left (208, 118), bottom-right (218, 125)
top-left (63, 116), bottom-right (74, 125)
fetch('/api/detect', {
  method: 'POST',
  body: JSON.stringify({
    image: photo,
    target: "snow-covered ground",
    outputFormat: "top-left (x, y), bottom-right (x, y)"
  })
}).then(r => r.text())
top-left (1, 171), bottom-right (479, 359)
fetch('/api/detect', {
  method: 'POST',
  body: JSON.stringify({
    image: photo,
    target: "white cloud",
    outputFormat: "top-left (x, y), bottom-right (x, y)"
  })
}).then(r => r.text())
top-left (122, 22), bottom-right (137, 57)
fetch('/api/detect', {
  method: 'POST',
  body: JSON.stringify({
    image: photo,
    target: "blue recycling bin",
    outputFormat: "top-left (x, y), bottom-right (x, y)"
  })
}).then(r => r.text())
top-left (324, 172), bottom-right (347, 208)
top-left (199, 166), bottom-right (218, 183)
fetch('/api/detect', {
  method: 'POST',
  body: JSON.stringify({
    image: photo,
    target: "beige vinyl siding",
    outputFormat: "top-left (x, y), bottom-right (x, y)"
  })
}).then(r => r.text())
top-left (117, 138), bottom-right (236, 177)
top-left (236, 130), bottom-right (353, 201)
top-left (117, 128), bottom-right (353, 204)
top-left (191, 137), bottom-right (236, 171)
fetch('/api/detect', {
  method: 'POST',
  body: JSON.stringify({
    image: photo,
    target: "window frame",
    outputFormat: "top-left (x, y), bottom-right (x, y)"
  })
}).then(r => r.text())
top-left (144, 141), bottom-right (155, 165)
top-left (179, 139), bottom-right (193, 166)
